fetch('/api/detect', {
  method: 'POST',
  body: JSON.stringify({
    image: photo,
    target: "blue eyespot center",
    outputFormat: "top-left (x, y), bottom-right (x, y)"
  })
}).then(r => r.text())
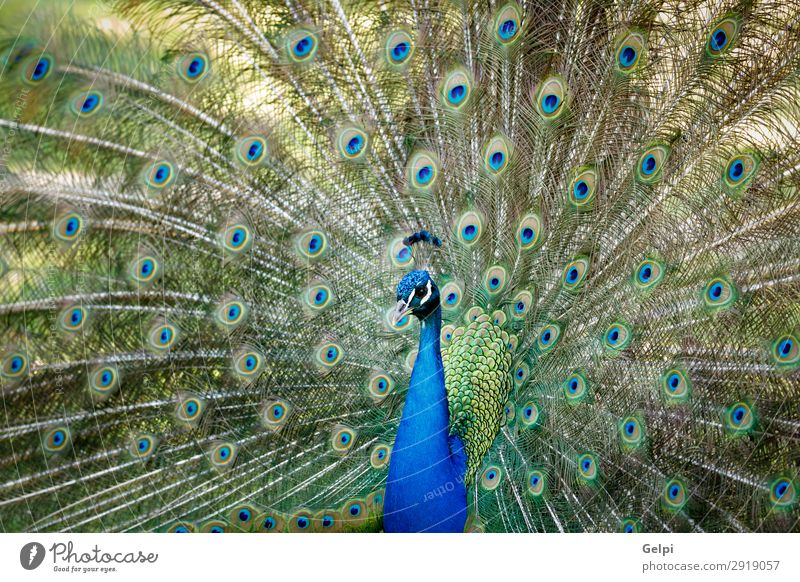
top-left (53, 430), bottom-right (65, 445)
top-left (542, 93), bottom-right (560, 113)
top-left (264, 517), bottom-right (275, 529)
top-left (711, 29), bottom-right (727, 51)
top-left (499, 19), bottom-right (517, 40)
top-left (100, 370), bottom-right (112, 385)
top-left (187, 57), bottom-right (204, 78)
top-left (31, 57), bottom-right (50, 81)
top-left (574, 180), bottom-right (589, 199)
top-left (521, 227), bottom-right (534, 243)
top-left (346, 136), bottom-right (363, 155)
top-left (463, 224), bottom-right (477, 240)
top-left (448, 84), bottom-right (466, 104)
top-left (639, 264), bottom-right (652, 282)
top-left (416, 165), bottom-right (432, 184)
top-left (446, 292), bottom-right (457, 304)
top-left (542, 330), bottom-right (551, 344)
top-left (624, 524), bottom-right (634, 533)
top-left (350, 505), bottom-right (360, 516)
top-left (779, 338), bottom-right (793, 357)
top-left (608, 327), bottom-right (620, 343)
top-left (231, 228), bottom-right (245, 246)
top-left (490, 151), bottom-right (504, 169)
top-left (219, 446), bottom-right (230, 459)
top-left (733, 406), bottom-right (746, 423)
top-left (10, 356), bottom-right (23, 372)
top-left (620, 46), bottom-right (637, 67)
top-left (294, 36), bottom-right (314, 57)
top-left (490, 277), bottom-right (500, 288)
top-left (81, 94), bottom-right (99, 112)
top-left (566, 267), bottom-right (578, 283)
top-left (569, 379), bottom-right (578, 392)
top-left (642, 154), bottom-right (657, 175)
top-left (138, 439), bottom-right (148, 451)
top-left (186, 402), bottom-right (198, 416)
top-left (392, 42), bottom-right (409, 61)
top-left (625, 422), bottom-right (635, 435)
top-left (669, 485), bottom-right (680, 499)
top-left (238, 510), bottom-right (251, 522)
top-left (247, 141), bottom-right (263, 161)
top-left (775, 481), bottom-right (789, 497)
top-left (729, 160), bottom-right (744, 180)
top-left (709, 282), bottom-right (723, 300)
top-left (297, 517), bottom-right (309, 528)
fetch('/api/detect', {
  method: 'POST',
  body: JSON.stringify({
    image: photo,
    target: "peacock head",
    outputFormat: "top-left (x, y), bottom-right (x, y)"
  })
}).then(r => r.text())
top-left (393, 270), bottom-right (440, 324)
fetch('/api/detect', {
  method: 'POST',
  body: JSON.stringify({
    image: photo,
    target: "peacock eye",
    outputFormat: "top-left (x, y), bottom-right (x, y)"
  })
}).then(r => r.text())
top-left (416, 285), bottom-right (426, 296)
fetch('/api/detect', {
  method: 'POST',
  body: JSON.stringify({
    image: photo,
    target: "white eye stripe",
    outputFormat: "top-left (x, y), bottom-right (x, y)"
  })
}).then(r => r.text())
top-left (405, 289), bottom-right (416, 306)
top-left (419, 280), bottom-right (433, 305)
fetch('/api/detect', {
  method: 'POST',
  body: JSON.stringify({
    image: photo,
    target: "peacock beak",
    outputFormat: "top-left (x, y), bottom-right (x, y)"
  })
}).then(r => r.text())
top-left (392, 300), bottom-right (413, 325)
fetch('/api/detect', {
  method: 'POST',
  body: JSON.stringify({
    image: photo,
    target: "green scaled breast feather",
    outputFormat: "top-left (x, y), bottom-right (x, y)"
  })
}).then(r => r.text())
top-left (443, 308), bottom-right (513, 483)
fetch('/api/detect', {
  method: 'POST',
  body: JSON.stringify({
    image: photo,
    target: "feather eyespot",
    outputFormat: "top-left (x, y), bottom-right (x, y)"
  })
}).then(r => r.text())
top-left (331, 425), bottom-right (356, 454)
top-left (456, 211), bottom-right (484, 246)
top-left (441, 68), bottom-right (473, 111)
top-left (527, 469), bottom-right (546, 497)
top-left (519, 401), bottom-right (540, 428)
top-left (367, 372), bottom-right (394, 401)
top-left (315, 342), bottom-right (343, 369)
top-left (88, 365), bottom-right (120, 400)
top-left (636, 144), bottom-right (669, 183)
top-left (569, 167), bottom-right (598, 208)
top-left (633, 258), bottom-right (665, 291)
top-left (517, 213), bottom-right (543, 250)
top-left (484, 266), bottom-right (508, 295)
top-left (287, 30), bottom-right (318, 63)
top-left (147, 319), bottom-right (179, 353)
top-left (178, 53), bottom-right (209, 82)
top-left (562, 256), bottom-right (590, 291)
top-left (615, 31), bottom-right (646, 73)
top-left (603, 321), bottom-right (632, 352)
top-left (1, 351), bottom-right (28, 382)
top-left (53, 211), bottom-right (85, 244)
top-left (722, 402), bottom-right (755, 434)
top-left (563, 371), bottom-right (588, 403)
top-left (175, 393), bottom-right (205, 427)
top-left (370, 443), bottom-right (391, 469)
top-left (43, 426), bottom-right (71, 454)
top-left (214, 297), bottom-right (249, 330)
top-left (702, 276), bottom-right (737, 311)
top-left (261, 399), bottom-right (292, 431)
top-left (483, 135), bottom-right (511, 176)
top-left (494, 3), bottom-right (522, 45)
top-left (480, 466), bottom-right (503, 490)
top-left (337, 127), bottom-right (369, 160)
top-left (296, 230), bottom-right (328, 260)
top-left (209, 441), bottom-right (238, 471)
top-left (385, 30), bottom-right (414, 67)
top-left (769, 477), bottom-right (797, 508)
top-left (662, 478), bottom-right (688, 510)
top-left (661, 367), bottom-right (691, 404)
top-left (128, 433), bottom-right (158, 460)
top-left (58, 304), bottom-right (88, 334)
top-left (233, 347), bottom-right (265, 380)
top-left (536, 322), bottom-right (561, 353)
top-left (534, 76), bottom-right (566, 119)
top-left (772, 333), bottom-right (798, 368)
top-left (619, 416), bottom-right (645, 448)
top-left (22, 54), bottom-right (53, 83)
top-left (577, 453), bottom-right (599, 483)
top-left (706, 16), bottom-right (741, 58)
top-left (235, 136), bottom-right (268, 166)
top-left (142, 160), bottom-right (176, 191)
top-left (407, 150), bottom-right (440, 191)
top-left (70, 90), bottom-right (104, 117)
top-left (129, 252), bottom-right (161, 286)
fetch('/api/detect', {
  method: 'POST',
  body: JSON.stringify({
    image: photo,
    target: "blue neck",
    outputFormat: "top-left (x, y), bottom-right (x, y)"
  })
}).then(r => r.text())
top-left (384, 305), bottom-right (468, 532)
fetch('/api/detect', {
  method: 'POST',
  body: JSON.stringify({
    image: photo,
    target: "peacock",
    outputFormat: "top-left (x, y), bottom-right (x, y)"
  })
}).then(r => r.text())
top-left (0, 0), bottom-right (799, 534)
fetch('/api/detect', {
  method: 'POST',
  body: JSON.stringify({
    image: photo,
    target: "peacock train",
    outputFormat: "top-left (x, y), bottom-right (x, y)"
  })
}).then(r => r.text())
top-left (0, 0), bottom-right (799, 533)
